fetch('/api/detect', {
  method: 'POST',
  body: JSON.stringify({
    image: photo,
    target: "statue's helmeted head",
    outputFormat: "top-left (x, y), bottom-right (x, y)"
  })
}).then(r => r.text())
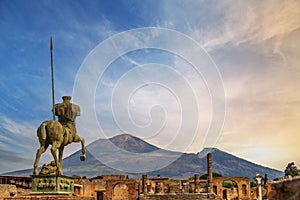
top-left (62, 96), bottom-right (71, 101)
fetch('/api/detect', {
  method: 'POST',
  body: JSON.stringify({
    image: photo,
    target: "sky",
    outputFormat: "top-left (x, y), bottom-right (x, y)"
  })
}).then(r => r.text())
top-left (0, 0), bottom-right (299, 174)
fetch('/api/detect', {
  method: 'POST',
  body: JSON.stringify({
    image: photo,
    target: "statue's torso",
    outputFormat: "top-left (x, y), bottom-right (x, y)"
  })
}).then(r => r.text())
top-left (54, 101), bottom-right (80, 134)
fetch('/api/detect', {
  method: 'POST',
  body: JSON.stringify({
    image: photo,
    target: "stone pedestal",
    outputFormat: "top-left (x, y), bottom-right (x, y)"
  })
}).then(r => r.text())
top-left (30, 175), bottom-right (74, 195)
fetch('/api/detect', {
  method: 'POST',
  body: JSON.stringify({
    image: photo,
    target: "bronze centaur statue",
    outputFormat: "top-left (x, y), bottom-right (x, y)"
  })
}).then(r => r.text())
top-left (33, 96), bottom-right (86, 175)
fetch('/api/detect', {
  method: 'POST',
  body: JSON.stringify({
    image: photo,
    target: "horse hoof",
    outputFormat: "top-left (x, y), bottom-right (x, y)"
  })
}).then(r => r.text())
top-left (80, 155), bottom-right (86, 161)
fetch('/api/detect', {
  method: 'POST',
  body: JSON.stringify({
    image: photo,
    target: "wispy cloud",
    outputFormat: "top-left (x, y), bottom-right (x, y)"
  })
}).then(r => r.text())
top-left (153, 0), bottom-right (300, 169)
top-left (160, 0), bottom-right (300, 52)
top-left (0, 116), bottom-right (52, 172)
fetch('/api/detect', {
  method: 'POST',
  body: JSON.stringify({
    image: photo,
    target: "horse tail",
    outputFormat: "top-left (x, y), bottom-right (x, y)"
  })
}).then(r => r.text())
top-left (40, 121), bottom-right (48, 141)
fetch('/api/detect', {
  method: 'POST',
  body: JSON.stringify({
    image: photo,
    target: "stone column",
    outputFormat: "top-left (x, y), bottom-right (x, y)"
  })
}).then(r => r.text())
top-left (207, 153), bottom-right (213, 193)
top-left (255, 174), bottom-right (262, 200)
top-left (142, 175), bottom-right (147, 194)
top-left (155, 182), bottom-right (163, 194)
top-left (194, 174), bottom-right (200, 193)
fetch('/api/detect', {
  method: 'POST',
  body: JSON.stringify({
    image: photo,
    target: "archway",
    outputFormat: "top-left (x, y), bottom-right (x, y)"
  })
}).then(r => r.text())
top-left (112, 183), bottom-right (129, 200)
top-left (222, 180), bottom-right (238, 200)
top-left (212, 177), bottom-right (250, 200)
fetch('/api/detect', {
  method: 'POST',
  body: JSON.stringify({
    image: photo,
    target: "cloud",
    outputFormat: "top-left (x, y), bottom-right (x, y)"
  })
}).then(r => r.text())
top-left (215, 53), bottom-right (300, 169)
top-left (0, 148), bottom-right (33, 174)
top-left (159, 0), bottom-right (300, 52)
top-left (152, 0), bottom-right (300, 169)
top-left (0, 116), bottom-right (53, 173)
top-left (260, 0), bottom-right (300, 40)
top-left (72, 28), bottom-right (226, 155)
top-left (0, 149), bottom-right (30, 163)
top-left (0, 116), bottom-right (37, 149)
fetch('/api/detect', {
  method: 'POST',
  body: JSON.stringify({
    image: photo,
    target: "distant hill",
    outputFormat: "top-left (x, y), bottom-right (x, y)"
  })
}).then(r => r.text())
top-left (3, 134), bottom-right (283, 180)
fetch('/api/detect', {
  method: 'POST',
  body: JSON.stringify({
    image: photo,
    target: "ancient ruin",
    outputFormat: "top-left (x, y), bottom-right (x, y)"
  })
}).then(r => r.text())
top-left (3, 153), bottom-right (253, 200)
top-left (3, 151), bottom-right (297, 200)
top-left (212, 177), bottom-right (250, 200)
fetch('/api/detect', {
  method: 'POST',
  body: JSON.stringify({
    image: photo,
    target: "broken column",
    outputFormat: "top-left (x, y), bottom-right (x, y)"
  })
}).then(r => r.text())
top-left (142, 175), bottom-right (147, 194)
top-left (207, 153), bottom-right (213, 193)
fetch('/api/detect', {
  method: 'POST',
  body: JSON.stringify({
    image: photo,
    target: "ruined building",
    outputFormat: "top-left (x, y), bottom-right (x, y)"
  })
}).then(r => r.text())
top-left (2, 153), bottom-right (253, 200)
top-left (73, 153), bottom-right (251, 200)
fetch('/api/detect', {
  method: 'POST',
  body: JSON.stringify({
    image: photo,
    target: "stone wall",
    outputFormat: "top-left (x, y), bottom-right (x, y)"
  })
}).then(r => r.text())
top-left (0, 184), bottom-right (17, 200)
top-left (80, 176), bottom-right (138, 200)
top-left (0, 185), bottom-right (31, 200)
top-left (139, 193), bottom-right (215, 200)
top-left (4, 196), bottom-right (94, 200)
top-left (269, 176), bottom-right (300, 200)
top-left (106, 179), bottom-right (138, 200)
top-left (143, 176), bottom-right (208, 195)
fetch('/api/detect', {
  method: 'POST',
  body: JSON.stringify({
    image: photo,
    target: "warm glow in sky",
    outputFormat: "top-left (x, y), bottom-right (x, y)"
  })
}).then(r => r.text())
top-left (0, 0), bottom-right (299, 174)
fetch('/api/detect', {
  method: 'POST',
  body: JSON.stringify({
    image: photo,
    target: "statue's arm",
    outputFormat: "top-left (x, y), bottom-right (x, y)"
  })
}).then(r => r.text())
top-left (72, 104), bottom-right (80, 117)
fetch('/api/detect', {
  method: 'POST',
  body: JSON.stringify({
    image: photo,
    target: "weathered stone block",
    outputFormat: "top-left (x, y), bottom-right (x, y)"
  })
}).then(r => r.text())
top-left (30, 175), bottom-right (74, 195)
top-left (270, 176), bottom-right (300, 200)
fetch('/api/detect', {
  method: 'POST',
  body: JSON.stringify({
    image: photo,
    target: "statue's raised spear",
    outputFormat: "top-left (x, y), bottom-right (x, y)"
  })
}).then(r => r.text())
top-left (50, 36), bottom-right (55, 120)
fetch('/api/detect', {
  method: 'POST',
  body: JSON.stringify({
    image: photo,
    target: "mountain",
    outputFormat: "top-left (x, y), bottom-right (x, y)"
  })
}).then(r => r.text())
top-left (205, 147), bottom-right (283, 179)
top-left (4, 134), bottom-right (284, 180)
top-left (199, 147), bottom-right (283, 179)
top-left (109, 134), bottom-right (159, 153)
top-left (145, 148), bottom-right (283, 180)
top-left (77, 134), bottom-right (181, 174)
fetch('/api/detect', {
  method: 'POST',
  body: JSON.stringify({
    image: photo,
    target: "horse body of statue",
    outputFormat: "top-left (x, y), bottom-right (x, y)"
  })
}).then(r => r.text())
top-left (33, 96), bottom-right (86, 175)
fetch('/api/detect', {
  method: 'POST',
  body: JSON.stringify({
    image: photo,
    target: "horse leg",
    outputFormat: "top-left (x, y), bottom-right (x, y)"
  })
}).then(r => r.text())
top-left (33, 142), bottom-right (49, 175)
top-left (74, 135), bottom-right (86, 161)
top-left (50, 142), bottom-right (61, 175)
top-left (58, 147), bottom-right (64, 175)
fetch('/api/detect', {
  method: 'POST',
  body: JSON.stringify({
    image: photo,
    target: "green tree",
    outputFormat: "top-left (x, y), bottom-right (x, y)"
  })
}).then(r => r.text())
top-left (222, 180), bottom-right (237, 188)
top-left (264, 174), bottom-right (268, 186)
top-left (250, 181), bottom-right (257, 188)
top-left (284, 162), bottom-right (300, 177)
top-left (199, 172), bottom-right (222, 180)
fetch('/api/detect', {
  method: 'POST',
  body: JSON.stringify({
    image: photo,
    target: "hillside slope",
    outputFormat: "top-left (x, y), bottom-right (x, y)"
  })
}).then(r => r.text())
top-left (3, 134), bottom-right (284, 180)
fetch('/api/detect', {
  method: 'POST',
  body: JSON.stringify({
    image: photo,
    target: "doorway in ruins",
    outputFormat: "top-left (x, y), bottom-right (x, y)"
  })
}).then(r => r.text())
top-left (222, 180), bottom-right (238, 200)
top-left (97, 191), bottom-right (104, 200)
top-left (112, 183), bottom-right (129, 200)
